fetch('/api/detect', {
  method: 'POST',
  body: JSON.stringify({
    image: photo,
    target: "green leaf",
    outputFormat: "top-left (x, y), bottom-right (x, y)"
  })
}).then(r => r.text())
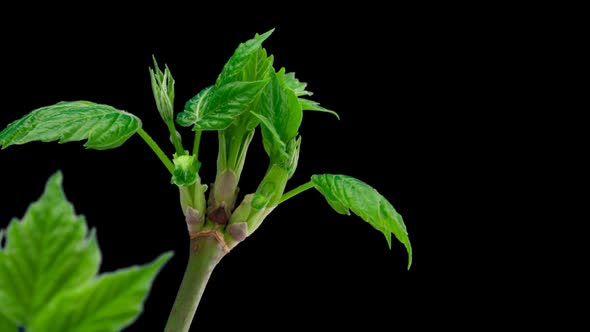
top-left (282, 71), bottom-right (338, 119)
top-left (172, 153), bottom-right (200, 186)
top-left (0, 172), bottom-right (101, 325)
top-left (189, 31), bottom-right (274, 132)
top-left (283, 72), bottom-right (312, 97)
top-left (253, 70), bottom-right (285, 158)
top-left (251, 112), bottom-right (286, 159)
top-left (216, 29), bottom-right (274, 86)
top-left (256, 70), bottom-right (302, 159)
top-left (0, 172), bottom-right (172, 330)
top-left (299, 98), bottom-right (340, 119)
top-left (0, 232), bottom-right (16, 331)
top-left (177, 86), bottom-right (212, 127)
top-left (0, 312), bottom-right (16, 331)
top-left (311, 174), bottom-right (412, 269)
top-left (193, 80), bottom-right (269, 131)
top-left (29, 253), bottom-right (172, 332)
top-left (283, 87), bottom-right (304, 142)
top-left (213, 45), bottom-right (276, 173)
top-left (228, 46), bottom-right (274, 132)
top-left (0, 101), bottom-right (141, 150)
top-left (242, 47), bottom-right (274, 82)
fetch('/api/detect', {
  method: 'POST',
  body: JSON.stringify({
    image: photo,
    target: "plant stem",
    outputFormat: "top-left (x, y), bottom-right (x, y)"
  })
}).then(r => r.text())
top-left (231, 129), bottom-right (255, 181)
top-left (192, 130), bottom-right (202, 159)
top-left (137, 128), bottom-right (174, 173)
top-left (168, 123), bottom-right (185, 156)
top-left (278, 181), bottom-right (315, 204)
top-left (165, 236), bottom-right (225, 332)
top-left (217, 131), bottom-right (227, 172)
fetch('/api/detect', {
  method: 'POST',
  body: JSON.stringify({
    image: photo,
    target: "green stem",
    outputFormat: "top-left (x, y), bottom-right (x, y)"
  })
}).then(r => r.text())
top-left (137, 128), bottom-right (174, 173)
top-left (227, 131), bottom-right (242, 172)
top-left (168, 123), bottom-right (185, 155)
top-left (192, 130), bottom-right (202, 159)
top-left (231, 129), bottom-right (254, 180)
top-left (165, 236), bottom-right (225, 332)
top-left (217, 131), bottom-right (227, 172)
top-left (278, 181), bottom-right (315, 204)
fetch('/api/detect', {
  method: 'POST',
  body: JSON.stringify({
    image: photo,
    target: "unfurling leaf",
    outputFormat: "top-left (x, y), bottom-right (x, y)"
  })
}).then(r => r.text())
top-left (256, 70), bottom-right (302, 160)
top-left (283, 72), bottom-right (312, 97)
top-left (0, 101), bottom-right (141, 150)
top-left (251, 112), bottom-right (286, 159)
top-left (311, 174), bottom-right (412, 269)
top-left (0, 172), bottom-right (172, 330)
top-left (184, 31), bottom-right (274, 132)
top-left (172, 154), bottom-right (201, 186)
top-left (299, 98), bottom-right (340, 119)
top-left (225, 47), bottom-right (274, 133)
top-left (216, 29), bottom-right (274, 86)
top-left (193, 80), bottom-right (269, 131)
top-left (242, 47), bottom-right (274, 83)
top-left (150, 56), bottom-right (176, 125)
top-left (282, 71), bottom-right (338, 120)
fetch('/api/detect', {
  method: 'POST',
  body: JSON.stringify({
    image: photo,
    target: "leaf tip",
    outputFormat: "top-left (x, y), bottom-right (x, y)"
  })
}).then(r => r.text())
top-left (384, 232), bottom-right (392, 249)
top-left (48, 170), bottom-right (64, 188)
top-left (153, 251), bottom-right (174, 270)
top-left (261, 28), bottom-right (275, 38)
top-left (87, 226), bottom-right (100, 243)
top-left (406, 241), bottom-right (413, 270)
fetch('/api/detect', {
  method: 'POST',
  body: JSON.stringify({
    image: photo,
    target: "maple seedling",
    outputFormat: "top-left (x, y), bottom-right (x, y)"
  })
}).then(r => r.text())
top-left (0, 29), bottom-right (411, 332)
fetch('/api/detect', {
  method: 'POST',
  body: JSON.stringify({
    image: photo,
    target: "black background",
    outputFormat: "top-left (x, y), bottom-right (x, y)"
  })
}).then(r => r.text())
top-left (0, 5), bottom-right (501, 331)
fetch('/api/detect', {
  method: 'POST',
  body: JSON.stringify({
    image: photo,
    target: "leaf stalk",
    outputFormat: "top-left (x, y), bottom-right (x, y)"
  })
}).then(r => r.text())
top-left (137, 127), bottom-right (174, 173)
